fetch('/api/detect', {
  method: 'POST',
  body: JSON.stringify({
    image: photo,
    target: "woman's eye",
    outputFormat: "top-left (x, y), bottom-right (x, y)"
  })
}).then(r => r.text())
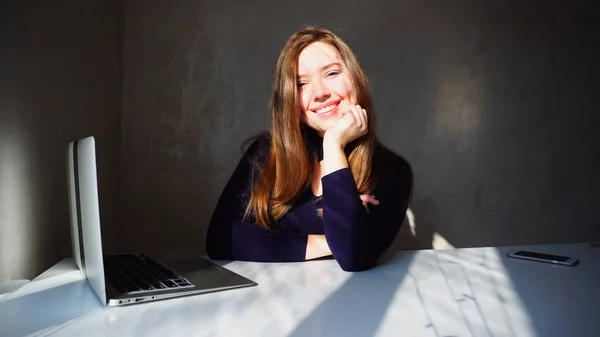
top-left (327, 71), bottom-right (339, 77)
top-left (298, 82), bottom-right (307, 88)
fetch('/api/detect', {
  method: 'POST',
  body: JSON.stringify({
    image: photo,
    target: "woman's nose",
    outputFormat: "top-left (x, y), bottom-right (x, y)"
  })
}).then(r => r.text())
top-left (312, 80), bottom-right (330, 100)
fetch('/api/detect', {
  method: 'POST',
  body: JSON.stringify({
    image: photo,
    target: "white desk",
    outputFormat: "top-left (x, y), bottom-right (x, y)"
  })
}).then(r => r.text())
top-left (1, 243), bottom-right (599, 337)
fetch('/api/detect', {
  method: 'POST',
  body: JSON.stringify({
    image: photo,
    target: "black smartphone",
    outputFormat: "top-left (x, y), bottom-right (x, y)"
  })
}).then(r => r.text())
top-left (506, 250), bottom-right (579, 266)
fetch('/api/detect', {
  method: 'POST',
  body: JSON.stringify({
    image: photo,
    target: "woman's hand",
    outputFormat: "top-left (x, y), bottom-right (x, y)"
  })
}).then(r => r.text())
top-left (321, 105), bottom-right (367, 176)
top-left (323, 104), bottom-right (368, 148)
top-left (360, 194), bottom-right (380, 213)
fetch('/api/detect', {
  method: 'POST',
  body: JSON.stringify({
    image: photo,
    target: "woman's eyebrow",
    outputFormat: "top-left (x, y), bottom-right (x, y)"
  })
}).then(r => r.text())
top-left (321, 62), bottom-right (341, 71)
top-left (298, 62), bottom-right (342, 80)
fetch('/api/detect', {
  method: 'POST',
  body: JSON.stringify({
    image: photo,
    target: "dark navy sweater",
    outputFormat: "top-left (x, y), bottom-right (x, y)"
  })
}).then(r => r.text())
top-left (206, 133), bottom-right (412, 271)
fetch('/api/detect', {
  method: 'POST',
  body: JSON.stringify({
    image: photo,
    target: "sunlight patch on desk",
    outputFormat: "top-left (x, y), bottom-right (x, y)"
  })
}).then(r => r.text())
top-left (212, 261), bottom-right (353, 337)
top-left (374, 248), bottom-right (536, 337)
top-left (28, 260), bottom-right (356, 337)
top-left (287, 258), bottom-right (414, 337)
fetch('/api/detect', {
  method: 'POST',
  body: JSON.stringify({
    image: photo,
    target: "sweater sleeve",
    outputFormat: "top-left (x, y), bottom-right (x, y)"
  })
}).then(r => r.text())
top-left (321, 158), bottom-right (412, 271)
top-left (205, 135), bottom-right (308, 262)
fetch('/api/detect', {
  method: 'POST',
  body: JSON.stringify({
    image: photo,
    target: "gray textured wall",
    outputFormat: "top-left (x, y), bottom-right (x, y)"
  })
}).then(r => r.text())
top-left (1, 1), bottom-right (598, 284)
top-left (121, 0), bottom-right (599, 256)
top-left (0, 1), bottom-right (122, 284)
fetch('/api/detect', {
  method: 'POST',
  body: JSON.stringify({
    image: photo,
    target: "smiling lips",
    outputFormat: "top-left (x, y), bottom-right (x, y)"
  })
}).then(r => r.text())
top-left (311, 100), bottom-right (341, 116)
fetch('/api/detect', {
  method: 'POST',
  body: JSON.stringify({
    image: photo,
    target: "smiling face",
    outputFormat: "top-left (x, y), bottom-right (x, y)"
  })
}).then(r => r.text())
top-left (297, 41), bottom-right (358, 136)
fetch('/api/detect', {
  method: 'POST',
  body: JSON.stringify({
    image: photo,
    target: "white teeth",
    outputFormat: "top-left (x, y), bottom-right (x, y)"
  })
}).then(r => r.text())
top-left (315, 104), bottom-right (336, 114)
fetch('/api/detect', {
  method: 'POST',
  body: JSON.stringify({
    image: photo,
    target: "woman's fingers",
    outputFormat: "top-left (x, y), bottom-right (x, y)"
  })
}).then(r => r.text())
top-left (359, 194), bottom-right (380, 213)
top-left (360, 194), bottom-right (380, 205)
top-left (360, 108), bottom-right (368, 131)
top-left (352, 105), bottom-right (362, 129)
top-left (326, 104), bottom-right (369, 147)
top-left (352, 105), bottom-right (367, 133)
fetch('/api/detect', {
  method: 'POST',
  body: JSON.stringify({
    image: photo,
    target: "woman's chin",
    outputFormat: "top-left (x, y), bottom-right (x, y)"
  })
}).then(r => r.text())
top-left (317, 124), bottom-right (337, 136)
top-left (306, 119), bottom-right (341, 136)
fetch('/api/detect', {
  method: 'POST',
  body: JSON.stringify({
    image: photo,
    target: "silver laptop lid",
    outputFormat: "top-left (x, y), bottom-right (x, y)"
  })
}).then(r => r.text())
top-left (67, 136), bottom-right (107, 304)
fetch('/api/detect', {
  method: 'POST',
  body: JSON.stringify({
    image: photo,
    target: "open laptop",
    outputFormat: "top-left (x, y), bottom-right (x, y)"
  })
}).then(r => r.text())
top-left (66, 136), bottom-right (257, 306)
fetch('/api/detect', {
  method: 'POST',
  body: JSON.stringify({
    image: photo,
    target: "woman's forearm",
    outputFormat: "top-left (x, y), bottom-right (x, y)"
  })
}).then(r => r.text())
top-left (305, 234), bottom-right (332, 260)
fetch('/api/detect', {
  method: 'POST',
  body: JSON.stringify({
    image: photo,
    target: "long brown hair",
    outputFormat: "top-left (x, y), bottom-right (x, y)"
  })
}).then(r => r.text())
top-left (245, 26), bottom-right (383, 230)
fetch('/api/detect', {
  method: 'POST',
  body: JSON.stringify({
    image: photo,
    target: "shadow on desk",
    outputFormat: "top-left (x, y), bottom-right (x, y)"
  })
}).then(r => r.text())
top-left (0, 278), bottom-right (105, 337)
top-left (288, 252), bottom-right (415, 337)
top-left (497, 244), bottom-right (600, 337)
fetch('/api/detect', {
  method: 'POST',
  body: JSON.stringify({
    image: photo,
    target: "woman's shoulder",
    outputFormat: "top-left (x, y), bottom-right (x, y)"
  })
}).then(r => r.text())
top-left (240, 131), bottom-right (272, 164)
top-left (376, 143), bottom-right (413, 190)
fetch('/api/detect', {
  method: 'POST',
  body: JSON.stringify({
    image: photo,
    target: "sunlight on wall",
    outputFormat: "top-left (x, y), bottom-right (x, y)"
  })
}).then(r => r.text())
top-left (0, 113), bottom-right (38, 285)
top-left (433, 62), bottom-right (482, 134)
top-left (406, 207), bottom-right (416, 236)
top-left (432, 233), bottom-right (455, 250)
top-left (406, 207), bottom-right (455, 250)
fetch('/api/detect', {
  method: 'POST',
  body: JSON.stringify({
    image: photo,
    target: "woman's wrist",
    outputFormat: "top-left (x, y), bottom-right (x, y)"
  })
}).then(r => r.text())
top-left (322, 132), bottom-right (345, 149)
top-left (321, 137), bottom-right (348, 175)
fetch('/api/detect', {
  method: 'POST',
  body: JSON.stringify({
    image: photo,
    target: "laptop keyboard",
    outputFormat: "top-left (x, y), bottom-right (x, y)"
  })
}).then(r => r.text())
top-left (104, 254), bottom-right (193, 294)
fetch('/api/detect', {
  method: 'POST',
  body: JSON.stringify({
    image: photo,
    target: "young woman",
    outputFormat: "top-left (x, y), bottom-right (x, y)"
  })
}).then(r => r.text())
top-left (206, 26), bottom-right (412, 271)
